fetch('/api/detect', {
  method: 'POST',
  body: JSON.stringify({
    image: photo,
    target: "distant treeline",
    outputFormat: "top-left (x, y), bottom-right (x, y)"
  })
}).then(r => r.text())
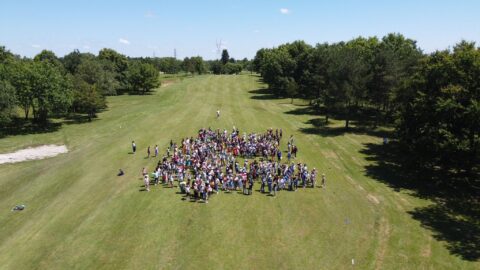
top-left (138, 49), bottom-right (252, 75)
top-left (253, 33), bottom-right (479, 183)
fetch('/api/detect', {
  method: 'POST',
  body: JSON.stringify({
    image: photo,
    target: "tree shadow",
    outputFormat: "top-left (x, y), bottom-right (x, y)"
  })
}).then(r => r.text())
top-left (361, 141), bottom-right (480, 261)
top-left (300, 118), bottom-right (392, 138)
top-left (63, 114), bottom-right (97, 125)
top-left (248, 88), bottom-right (279, 100)
top-left (285, 105), bottom-right (320, 116)
top-left (0, 114), bottom-right (98, 139)
top-left (0, 118), bottom-right (61, 139)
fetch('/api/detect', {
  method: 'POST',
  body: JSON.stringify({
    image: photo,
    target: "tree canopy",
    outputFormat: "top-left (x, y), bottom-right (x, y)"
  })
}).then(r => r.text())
top-left (253, 34), bottom-right (479, 186)
top-left (127, 62), bottom-right (160, 94)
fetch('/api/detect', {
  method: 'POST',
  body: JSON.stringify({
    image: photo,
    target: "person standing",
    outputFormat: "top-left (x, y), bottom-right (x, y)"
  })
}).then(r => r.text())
top-left (321, 173), bottom-right (326, 188)
top-left (216, 110), bottom-right (220, 118)
top-left (144, 174), bottom-right (150, 192)
top-left (155, 145), bottom-right (159, 157)
top-left (132, 141), bottom-right (136, 154)
top-left (248, 176), bottom-right (254, 195)
top-left (147, 146), bottom-right (151, 158)
top-left (272, 176), bottom-right (278, 197)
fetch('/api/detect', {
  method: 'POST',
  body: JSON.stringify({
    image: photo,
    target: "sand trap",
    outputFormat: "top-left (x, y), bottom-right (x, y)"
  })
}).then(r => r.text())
top-left (0, 145), bottom-right (68, 165)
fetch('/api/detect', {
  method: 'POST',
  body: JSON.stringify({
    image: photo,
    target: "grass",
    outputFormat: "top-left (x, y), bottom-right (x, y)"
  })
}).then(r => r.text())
top-left (0, 74), bottom-right (478, 269)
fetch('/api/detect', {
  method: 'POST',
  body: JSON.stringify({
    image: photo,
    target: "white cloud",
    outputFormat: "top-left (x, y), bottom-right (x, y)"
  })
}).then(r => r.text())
top-left (280, 8), bottom-right (290, 14)
top-left (83, 45), bottom-right (90, 49)
top-left (119, 38), bottom-right (130, 45)
top-left (253, 29), bottom-right (260, 33)
top-left (31, 44), bottom-right (41, 48)
top-left (145, 11), bottom-right (155, 18)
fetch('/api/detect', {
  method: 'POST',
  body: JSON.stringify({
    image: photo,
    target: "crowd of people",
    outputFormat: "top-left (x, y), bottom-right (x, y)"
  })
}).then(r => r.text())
top-left (138, 127), bottom-right (326, 202)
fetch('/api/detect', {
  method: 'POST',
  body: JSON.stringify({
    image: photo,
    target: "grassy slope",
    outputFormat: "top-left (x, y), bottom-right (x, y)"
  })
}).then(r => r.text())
top-left (0, 75), bottom-right (477, 269)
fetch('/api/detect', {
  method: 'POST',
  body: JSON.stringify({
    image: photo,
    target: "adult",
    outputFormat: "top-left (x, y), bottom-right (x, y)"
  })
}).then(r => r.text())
top-left (132, 141), bottom-right (136, 153)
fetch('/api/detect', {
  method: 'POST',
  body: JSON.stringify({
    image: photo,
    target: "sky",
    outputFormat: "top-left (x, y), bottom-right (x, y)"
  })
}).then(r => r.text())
top-left (1, 0), bottom-right (479, 60)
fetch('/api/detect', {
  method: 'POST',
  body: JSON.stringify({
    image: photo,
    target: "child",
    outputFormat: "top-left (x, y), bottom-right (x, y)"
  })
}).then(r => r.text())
top-left (185, 181), bottom-right (191, 199)
top-left (132, 141), bottom-right (136, 153)
top-left (144, 174), bottom-right (150, 192)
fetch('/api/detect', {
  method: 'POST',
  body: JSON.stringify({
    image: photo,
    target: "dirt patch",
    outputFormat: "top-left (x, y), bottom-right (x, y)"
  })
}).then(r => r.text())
top-left (375, 218), bottom-right (391, 270)
top-left (345, 175), bottom-right (365, 192)
top-left (351, 156), bottom-right (364, 167)
top-left (421, 235), bottom-right (432, 257)
top-left (161, 80), bottom-right (176, 88)
top-left (321, 150), bottom-right (339, 160)
top-left (0, 145), bottom-right (68, 164)
top-left (367, 194), bottom-right (380, 205)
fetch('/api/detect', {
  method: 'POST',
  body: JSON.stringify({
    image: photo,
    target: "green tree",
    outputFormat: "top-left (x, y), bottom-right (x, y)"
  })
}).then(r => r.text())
top-left (34, 50), bottom-right (63, 68)
top-left (72, 78), bottom-right (106, 120)
top-left (369, 33), bottom-right (422, 126)
top-left (183, 57), bottom-right (206, 75)
top-left (8, 60), bottom-right (34, 119)
top-left (127, 62), bottom-right (160, 94)
top-left (98, 48), bottom-right (129, 89)
top-left (221, 49), bottom-right (230, 65)
top-left (210, 60), bottom-right (223, 74)
top-left (62, 50), bottom-right (95, 74)
top-left (30, 61), bottom-right (73, 124)
top-left (0, 80), bottom-right (16, 125)
top-left (398, 41), bottom-right (480, 179)
top-left (0, 46), bottom-right (14, 63)
top-left (75, 58), bottom-right (119, 96)
top-left (223, 62), bottom-right (242, 74)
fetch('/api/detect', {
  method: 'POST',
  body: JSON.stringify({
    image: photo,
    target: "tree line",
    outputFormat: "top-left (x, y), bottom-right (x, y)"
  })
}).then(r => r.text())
top-left (253, 34), bottom-right (479, 185)
top-left (134, 50), bottom-right (252, 76)
top-left (0, 47), bottom-right (162, 125)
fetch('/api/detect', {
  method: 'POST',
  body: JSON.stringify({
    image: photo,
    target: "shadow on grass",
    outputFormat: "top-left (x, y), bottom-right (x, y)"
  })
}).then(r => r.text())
top-left (245, 77), bottom-right (480, 260)
top-left (0, 114), bottom-right (97, 139)
top-left (300, 118), bottom-right (392, 139)
top-left (63, 114), bottom-right (98, 125)
top-left (0, 118), bottom-right (61, 139)
top-left (285, 105), bottom-right (319, 116)
top-left (248, 88), bottom-right (280, 100)
top-left (362, 141), bottom-right (480, 261)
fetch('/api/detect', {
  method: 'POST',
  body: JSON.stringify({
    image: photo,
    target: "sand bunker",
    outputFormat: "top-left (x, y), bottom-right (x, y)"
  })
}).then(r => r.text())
top-left (0, 145), bottom-right (68, 165)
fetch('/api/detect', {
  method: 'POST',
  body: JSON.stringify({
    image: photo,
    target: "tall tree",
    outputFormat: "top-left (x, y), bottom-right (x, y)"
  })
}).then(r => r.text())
top-left (397, 41), bottom-right (480, 179)
top-left (98, 48), bottom-right (129, 89)
top-left (72, 78), bottom-right (106, 121)
top-left (221, 49), bottom-right (230, 65)
top-left (75, 58), bottom-right (119, 96)
top-left (127, 62), bottom-right (160, 94)
top-left (8, 60), bottom-right (34, 119)
top-left (0, 80), bottom-right (16, 125)
top-left (62, 50), bottom-right (95, 74)
top-left (30, 61), bottom-right (73, 124)
top-left (369, 33), bottom-right (422, 126)
top-left (34, 50), bottom-right (63, 69)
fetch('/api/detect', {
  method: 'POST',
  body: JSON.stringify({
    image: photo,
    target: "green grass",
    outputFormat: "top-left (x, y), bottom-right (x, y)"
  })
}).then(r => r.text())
top-left (0, 74), bottom-right (478, 269)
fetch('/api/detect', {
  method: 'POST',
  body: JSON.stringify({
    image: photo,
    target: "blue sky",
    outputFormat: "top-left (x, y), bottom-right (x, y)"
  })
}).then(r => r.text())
top-left (1, 0), bottom-right (479, 59)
